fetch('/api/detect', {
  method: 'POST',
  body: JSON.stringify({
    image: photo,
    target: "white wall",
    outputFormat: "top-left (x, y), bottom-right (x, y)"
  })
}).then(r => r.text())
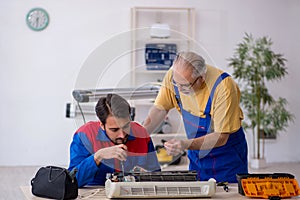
top-left (1, 0), bottom-right (299, 166)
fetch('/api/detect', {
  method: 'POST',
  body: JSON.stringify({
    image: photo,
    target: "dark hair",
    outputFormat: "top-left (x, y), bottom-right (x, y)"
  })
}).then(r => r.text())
top-left (95, 93), bottom-right (131, 125)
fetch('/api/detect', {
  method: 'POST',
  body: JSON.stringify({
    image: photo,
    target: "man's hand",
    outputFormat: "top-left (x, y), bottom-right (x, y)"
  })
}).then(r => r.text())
top-left (94, 144), bottom-right (127, 165)
top-left (164, 139), bottom-right (191, 156)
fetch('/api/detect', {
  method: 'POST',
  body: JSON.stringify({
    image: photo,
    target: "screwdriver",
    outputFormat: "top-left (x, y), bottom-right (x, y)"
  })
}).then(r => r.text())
top-left (120, 161), bottom-right (125, 180)
top-left (115, 138), bottom-right (125, 181)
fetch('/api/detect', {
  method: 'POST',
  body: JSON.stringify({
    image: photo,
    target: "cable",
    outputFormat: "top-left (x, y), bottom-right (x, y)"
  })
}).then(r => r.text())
top-left (77, 101), bottom-right (86, 124)
top-left (217, 182), bottom-right (229, 192)
top-left (78, 188), bottom-right (103, 199)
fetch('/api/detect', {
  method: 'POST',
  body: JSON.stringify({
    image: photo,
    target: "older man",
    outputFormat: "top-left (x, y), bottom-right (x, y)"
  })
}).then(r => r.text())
top-left (144, 51), bottom-right (248, 183)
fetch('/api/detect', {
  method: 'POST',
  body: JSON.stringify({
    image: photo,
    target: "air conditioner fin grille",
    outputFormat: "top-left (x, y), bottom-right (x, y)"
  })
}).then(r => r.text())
top-left (120, 186), bottom-right (205, 196)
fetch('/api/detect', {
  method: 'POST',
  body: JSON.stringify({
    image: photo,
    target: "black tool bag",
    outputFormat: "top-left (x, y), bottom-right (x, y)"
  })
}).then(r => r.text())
top-left (31, 166), bottom-right (78, 200)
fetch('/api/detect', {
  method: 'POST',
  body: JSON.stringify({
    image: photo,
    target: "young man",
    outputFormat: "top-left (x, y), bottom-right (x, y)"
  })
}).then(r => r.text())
top-left (144, 51), bottom-right (248, 183)
top-left (68, 93), bottom-right (160, 187)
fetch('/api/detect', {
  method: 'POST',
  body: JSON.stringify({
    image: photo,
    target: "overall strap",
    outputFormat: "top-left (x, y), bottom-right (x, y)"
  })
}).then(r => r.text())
top-left (204, 72), bottom-right (230, 115)
top-left (173, 80), bottom-right (182, 110)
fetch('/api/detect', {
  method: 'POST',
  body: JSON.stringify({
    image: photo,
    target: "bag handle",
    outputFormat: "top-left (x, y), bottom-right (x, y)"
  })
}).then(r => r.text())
top-left (47, 166), bottom-right (66, 182)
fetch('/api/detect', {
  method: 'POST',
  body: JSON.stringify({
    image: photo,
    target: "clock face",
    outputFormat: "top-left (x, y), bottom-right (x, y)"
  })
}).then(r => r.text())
top-left (26, 8), bottom-right (49, 31)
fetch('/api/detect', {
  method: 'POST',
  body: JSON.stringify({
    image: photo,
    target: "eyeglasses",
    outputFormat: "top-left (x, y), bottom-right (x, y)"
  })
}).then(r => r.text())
top-left (172, 76), bottom-right (201, 90)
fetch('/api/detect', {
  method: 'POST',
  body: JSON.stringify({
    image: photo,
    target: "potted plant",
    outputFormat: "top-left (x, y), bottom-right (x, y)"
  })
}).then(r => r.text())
top-left (228, 33), bottom-right (294, 168)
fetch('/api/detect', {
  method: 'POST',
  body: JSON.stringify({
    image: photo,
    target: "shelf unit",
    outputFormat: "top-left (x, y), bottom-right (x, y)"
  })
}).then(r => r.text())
top-left (130, 7), bottom-right (196, 87)
top-left (130, 7), bottom-right (195, 133)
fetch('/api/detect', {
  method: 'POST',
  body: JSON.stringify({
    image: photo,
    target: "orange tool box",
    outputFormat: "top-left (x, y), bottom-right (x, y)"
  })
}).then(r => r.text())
top-left (236, 173), bottom-right (300, 199)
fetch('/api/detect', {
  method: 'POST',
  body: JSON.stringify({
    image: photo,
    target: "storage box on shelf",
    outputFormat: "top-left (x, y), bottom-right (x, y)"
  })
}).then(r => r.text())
top-left (131, 7), bottom-right (196, 87)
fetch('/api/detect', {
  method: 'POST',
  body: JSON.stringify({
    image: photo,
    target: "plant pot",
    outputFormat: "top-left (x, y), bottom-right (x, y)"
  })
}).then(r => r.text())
top-left (250, 158), bottom-right (267, 169)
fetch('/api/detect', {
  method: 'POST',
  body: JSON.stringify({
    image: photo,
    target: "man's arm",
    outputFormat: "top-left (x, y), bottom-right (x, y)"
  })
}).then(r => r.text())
top-left (187, 132), bottom-right (229, 149)
top-left (164, 132), bottom-right (229, 155)
top-left (68, 133), bottom-right (100, 187)
top-left (143, 105), bottom-right (168, 134)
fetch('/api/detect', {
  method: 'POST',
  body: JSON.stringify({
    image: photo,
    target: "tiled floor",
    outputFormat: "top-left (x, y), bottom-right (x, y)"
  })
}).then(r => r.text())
top-left (1, 162), bottom-right (300, 200)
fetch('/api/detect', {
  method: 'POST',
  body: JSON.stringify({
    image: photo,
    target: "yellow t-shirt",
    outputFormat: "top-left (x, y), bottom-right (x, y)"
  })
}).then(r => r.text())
top-left (154, 65), bottom-right (244, 133)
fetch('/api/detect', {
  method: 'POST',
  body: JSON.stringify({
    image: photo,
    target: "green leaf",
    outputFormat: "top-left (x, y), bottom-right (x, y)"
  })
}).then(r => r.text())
top-left (227, 33), bottom-right (294, 156)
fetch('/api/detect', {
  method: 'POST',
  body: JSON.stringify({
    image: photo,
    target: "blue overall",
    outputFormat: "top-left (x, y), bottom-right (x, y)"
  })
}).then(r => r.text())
top-left (174, 72), bottom-right (248, 183)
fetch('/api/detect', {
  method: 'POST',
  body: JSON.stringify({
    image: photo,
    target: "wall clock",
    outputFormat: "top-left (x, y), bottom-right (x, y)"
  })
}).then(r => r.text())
top-left (26, 8), bottom-right (49, 31)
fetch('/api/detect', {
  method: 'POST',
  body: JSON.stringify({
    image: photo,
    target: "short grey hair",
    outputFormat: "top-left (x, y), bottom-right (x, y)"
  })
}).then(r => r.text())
top-left (174, 52), bottom-right (207, 79)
